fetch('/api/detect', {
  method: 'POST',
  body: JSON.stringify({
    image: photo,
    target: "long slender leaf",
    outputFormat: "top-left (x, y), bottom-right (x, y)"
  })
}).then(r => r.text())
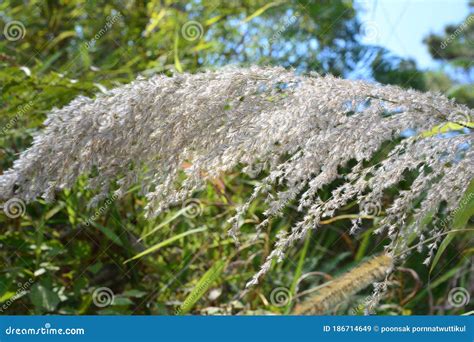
top-left (174, 30), bottom-right (183, 73)
top-left (124, 227), bottom-right (207, 263)
top-left (139, 207), bottom-right (190, 242)
top-left (243, 1), bottom-right (282, 22)
top-left (177, 259), bottom-right (226, 314)
top-left (430, 179), bottom-right (474, 272)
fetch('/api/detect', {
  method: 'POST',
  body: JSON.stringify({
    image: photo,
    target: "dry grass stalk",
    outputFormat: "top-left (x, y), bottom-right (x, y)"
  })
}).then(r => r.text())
top-left (293, 254), bottom-right (393, 315)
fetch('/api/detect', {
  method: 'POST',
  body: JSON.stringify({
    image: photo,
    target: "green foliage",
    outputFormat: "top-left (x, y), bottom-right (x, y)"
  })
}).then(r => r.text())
top-left (371, 52), bottom-right (426, 91)
top-left (424, 5), bottom-right (474, 108)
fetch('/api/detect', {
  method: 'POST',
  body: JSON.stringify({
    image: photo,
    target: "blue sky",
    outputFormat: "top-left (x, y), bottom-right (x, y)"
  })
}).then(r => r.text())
top-left (357, 0), bottom-right (470, 70)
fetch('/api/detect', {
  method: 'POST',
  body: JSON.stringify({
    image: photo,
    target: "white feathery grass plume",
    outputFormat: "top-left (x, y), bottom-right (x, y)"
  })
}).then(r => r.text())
top-left (0, 66), bottom-right (472, 287)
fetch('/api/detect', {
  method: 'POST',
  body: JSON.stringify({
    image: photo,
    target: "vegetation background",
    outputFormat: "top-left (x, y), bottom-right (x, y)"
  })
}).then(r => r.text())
top-left (0, 0), bottom-right (473, 315)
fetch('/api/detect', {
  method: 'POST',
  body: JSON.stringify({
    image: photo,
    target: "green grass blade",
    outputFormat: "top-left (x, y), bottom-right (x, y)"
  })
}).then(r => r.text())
top-left (124, 227), bottom-right (207, 264)
top-left (177, 259), bottom-right (226, 315)
top-left (422, 122), bottom-right (474, 137)
top-left (174, 30), bottom-right (183, 73)
top-left (285, 233), bottom-right (311, 313)
top-left (355, 227), bottom-right (375, 262)
top-left (430, 179), bottom-right (474, 273)
top-left (139, 207), bottom-right (189, 242)
top-left (243, 1), bottom-right (282, 22)
top-left (86, 220), bottom-right (124, 247)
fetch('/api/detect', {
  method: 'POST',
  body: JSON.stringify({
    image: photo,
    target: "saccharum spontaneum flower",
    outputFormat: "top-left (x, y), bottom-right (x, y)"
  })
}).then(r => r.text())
top-left (0, 66), bottom-right (472, 286)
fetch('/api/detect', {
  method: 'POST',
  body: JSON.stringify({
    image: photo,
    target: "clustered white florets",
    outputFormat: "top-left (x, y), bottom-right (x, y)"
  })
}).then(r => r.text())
top-left (0, 66), bottom-right (472, 286)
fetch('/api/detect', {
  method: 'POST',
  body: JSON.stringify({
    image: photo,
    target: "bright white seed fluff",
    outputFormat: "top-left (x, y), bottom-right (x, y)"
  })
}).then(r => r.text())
top-left (0, 66), bottom-right (472, 286)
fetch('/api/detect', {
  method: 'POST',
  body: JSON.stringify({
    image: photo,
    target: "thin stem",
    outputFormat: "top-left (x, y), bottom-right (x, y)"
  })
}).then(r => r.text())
top-left (394, 228), bottom-right (474, 258)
